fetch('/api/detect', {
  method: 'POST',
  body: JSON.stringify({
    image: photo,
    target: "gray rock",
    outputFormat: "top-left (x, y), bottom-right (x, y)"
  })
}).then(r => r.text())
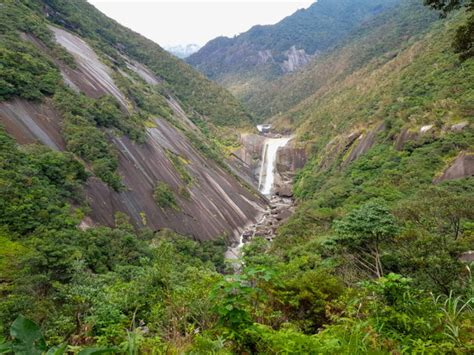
top-left (433, 152), bottom-right (474, 183)
top-left (459, 251), bottom-right (474, 263)
top-left (276, 142), bottom-right (307, 174)
top-left (451, 121), bottom-right (469, 132)
top-left (395, 127), bottom-right (419, 150)
top-left (276, 209), bottom-right (292, 222)
top-left (343, 122), bottom-right (385, 166)
top-left (276, 183), bottom-right (294, 198)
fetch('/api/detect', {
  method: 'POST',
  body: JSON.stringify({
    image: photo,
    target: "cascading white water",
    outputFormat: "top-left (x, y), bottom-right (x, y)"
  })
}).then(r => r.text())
top-left (258, 137), bottom-right (292, 195)
top-left (226, 135), bottom-right (292, 263)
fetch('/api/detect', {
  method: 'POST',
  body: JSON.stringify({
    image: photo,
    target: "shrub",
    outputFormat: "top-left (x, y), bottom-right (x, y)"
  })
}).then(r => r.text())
top-left (153, 182), bottom-right (179, 210)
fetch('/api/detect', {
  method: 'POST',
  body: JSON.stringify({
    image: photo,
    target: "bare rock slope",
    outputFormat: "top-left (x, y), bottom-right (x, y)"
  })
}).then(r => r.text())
top-left (0, 26), bottom-right (266, 241)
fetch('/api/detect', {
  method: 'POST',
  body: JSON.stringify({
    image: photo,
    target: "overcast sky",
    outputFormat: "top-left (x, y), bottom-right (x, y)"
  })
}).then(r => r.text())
top-left (87, 0), bottom-right (314, 47)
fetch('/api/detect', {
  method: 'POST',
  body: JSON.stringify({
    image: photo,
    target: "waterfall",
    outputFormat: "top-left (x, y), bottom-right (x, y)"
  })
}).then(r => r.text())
top-left (258, 137), bottom-right (292, 196)
top-left (225, 135), bottom-right (292, 264)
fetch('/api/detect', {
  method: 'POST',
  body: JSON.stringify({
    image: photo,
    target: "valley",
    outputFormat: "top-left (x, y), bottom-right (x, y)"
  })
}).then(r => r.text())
top-left (0, 0), bottom-right (472, 353)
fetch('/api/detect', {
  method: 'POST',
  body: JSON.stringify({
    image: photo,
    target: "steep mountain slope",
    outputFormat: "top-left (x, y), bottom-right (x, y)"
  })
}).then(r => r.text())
top-left (0, 0), bottom-right (266, 240)
top-left (244, 0), bottom-right (439, 120)
top-left (187, 0), bottom-right (399, 100)
top-left (41, 0), bottom-right (253, 128)
top-left (1, 0), bottom-right (473, 353)
top-left (264, 1), bottom-right (474, 257)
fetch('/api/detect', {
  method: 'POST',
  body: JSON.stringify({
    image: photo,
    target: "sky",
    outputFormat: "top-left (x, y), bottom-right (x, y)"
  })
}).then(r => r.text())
top-left (87, 0), bottom-right (314, 47)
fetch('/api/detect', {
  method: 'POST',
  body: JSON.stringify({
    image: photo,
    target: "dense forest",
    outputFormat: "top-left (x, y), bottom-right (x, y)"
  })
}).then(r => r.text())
top-left (0, 0), bottom-right (473, 354)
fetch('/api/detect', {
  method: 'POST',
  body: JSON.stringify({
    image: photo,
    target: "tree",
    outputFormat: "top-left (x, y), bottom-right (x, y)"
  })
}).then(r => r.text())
top-left (424, 0), bottom-right (474, 60)
top-left (334, 200), bottom-right (398, 278)
top-left (424, 0), bottom-right (463, 15)
top-left (153, 182), bottom-right (179, 210)
top-left (396, 187), bottom-right (474, 242)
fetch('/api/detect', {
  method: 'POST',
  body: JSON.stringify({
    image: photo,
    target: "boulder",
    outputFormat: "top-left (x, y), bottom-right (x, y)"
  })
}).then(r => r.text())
top-left (395, 124), bottom-right (437, 151)
top-left (319, 132), bottom-right (360, 169)
top-left (395, 127), bottom-right (419, 150)
top-left (276, 209), bottom-right (292, 222)
top-left (276, 142), bottom-right (307, 174)
top-left (343, 122), bottom-right (385, 166)
top-left (459, 251), bottom-right (474, 263)
top-left (451, 121), bottom-right (469, 132)
top-left (433, 152), bottom-right (474, 183)
top-left (420, 125), bottom-right (433, 134)
top-left (233, 133), bottom-right (266, 165)
top-left (276, 182), bottom-right (294, 198)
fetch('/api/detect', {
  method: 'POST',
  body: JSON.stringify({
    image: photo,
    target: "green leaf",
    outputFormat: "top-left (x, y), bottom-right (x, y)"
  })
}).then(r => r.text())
top-left (0, 341), bottom-right (12, 354)
top-left (10, 316), bottom-right (47, 355)
top-left (46, 343), bottom-right (68, 355)
top-left (77, 348), bottom-right (117, 355)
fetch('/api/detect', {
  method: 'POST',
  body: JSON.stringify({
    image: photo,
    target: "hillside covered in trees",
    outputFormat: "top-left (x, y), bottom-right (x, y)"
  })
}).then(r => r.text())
top-left (0, 0), bottom-right (473, 353)
top-left (187, 0), bottom-right (399, 102)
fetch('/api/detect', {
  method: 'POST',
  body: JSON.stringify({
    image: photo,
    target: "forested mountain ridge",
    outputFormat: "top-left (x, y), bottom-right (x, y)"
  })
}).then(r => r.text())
top-left (187, 0), bottom-right (399, 101)
top-left (0, 0), bottom-right (269, 340)
top-left (244, 0), bottom-right (439, 120)
top-left (0, 0), bottom-right (473, 353)
top-left (36, 0), bottom-right (254, 128)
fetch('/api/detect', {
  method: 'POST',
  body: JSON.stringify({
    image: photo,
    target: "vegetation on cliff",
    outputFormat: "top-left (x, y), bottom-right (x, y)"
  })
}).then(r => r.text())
top-left (0, 0), bottom-right (253, 191)
top-left (188, 0), bottom-right (399, 101)
top-left (40, 0), bottom-right (254, 128)
top-left (0, 0), bottom-right (473, 353)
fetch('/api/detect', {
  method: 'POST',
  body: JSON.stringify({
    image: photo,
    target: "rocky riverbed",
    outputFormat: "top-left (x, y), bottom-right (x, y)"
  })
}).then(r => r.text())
top-left (225, 194), bottom-right (295, 261)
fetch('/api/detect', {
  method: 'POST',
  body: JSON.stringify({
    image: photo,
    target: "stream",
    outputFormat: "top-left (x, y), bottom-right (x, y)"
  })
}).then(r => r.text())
top-left (226, 135), bottom-right (294, 262)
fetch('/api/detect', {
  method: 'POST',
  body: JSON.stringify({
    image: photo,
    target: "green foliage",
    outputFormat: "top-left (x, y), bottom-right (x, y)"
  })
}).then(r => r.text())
top-left (188, 0), bottom-right (400, 102)
top-left (39, 0), bottom-right (253, 128)
top-left (453, 11), bottom-right (474, 60)
top-left (0, 0), bottom-right (54, 45)
top-left (9, 315), bottom-right (47, 355)
top-left (334, 200), bottom-right (398, 277)
top-left (1, 315), bottom-right (115, 354)
top-left (165, 150), bottom-right (193, 186)
top-left (0, 0), bottom-right (473, 352)
top-left (112, 71), bottom-right (172, 122)
top-left (53, 89), bottom-right (124, 190)
top-left (334, 200), bottom-right (399, 244)
top-left (0, 37), bottom-right (61, 101)
top-left (0, 0), bottom-right (76, 100)
top-left (157, 231), bottom-right (227, 272)
top-left (424, 0), bottom-right (474, 60)
top-left (424, 0), bottom-right (464, 14)
top-left (0, 130), bottom-right (86, 236)
top-left (153, 182), bottom-right (179, 210)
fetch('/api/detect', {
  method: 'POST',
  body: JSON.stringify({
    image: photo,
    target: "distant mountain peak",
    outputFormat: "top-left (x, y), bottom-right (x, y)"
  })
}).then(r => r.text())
top-left (187, 0), bottom-right (399, 99)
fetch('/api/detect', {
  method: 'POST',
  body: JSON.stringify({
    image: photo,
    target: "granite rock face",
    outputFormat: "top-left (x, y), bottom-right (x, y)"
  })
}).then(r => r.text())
top-left (395, 126), bottom-right (433, 150)
top-left (434, 152), bottom-right (474, 183)
top-left (460, 251), bottom-right (474, 263)
top-left (281, 46), bottom-right (314, 73)
top-left (49, 26), bottom-right (129, 110)
top-left (276, 143), bottom-right (307, 175)
top-left (343, 123), bottom-right (385, 166)
top-left (1, 28), bottom-right (268, 241)
top-left (0, 98), bottom-right (267, 241)
top-left (451, 121), bottom-right (469, 132)
top-left (233, 134), bottom-right (266, 166)
top-left (231, 134), bottom-right (267, 187)
top-left (233, 135), bottom-right (307, 193)
top-left (395, 127), bottom-right (420, 150)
